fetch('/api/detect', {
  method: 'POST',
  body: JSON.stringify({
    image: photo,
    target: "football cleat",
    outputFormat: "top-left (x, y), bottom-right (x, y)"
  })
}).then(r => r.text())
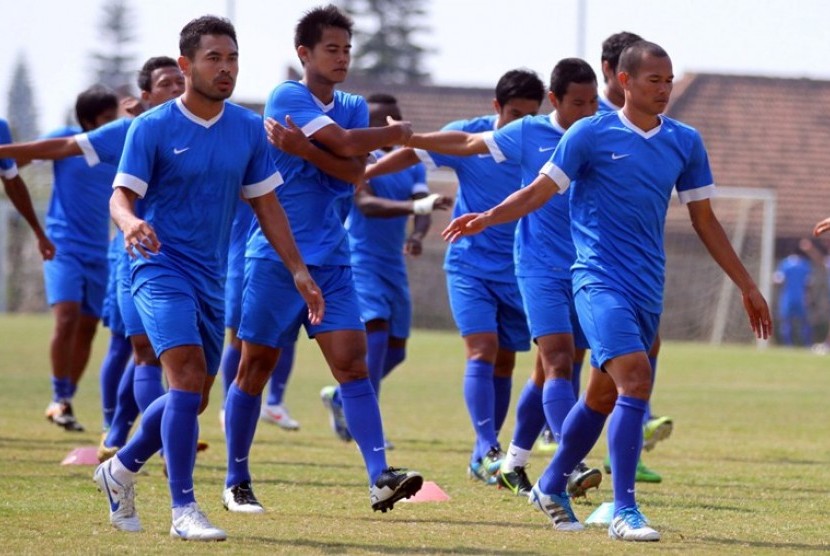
top-left (370, 467), bottom-right (423, 512)
top-left (222, 481), bottom-right (265, 514)
top-left (93, 459), bottom-right (141, 532)
top-left (566, 461), bottom-right (602, 498)
top-left (170, 502), bottom-right (227, 541)
top-left (320, 386), bottom-right (352, 442)
top-left (259, 403), bottom-right (300, 430)
top-left (529, 483), bottom-right (584, 531)
top-left (609, 507), bottom-right (660, 541)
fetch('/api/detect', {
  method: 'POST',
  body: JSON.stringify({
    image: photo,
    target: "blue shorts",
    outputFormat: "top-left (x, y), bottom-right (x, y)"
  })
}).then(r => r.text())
top-left (446, 271), bottom-right (530, 352)
top-left (574, 284), bottom-right (660, 369)
top-left (238, 259), bottom-right (364, 348)
top-left (101, 259), bottom-right (126, 336)
top-left (117, 270), bottom-right (145, 338)
top-left (224, 261), bottom-right (244, 330)
top-left (517, 275), bottom-right (588, 349)
top-left (131, 267), bottom-right (223, 377)
top-left (352, 263), bottom-right (411, 339)
top-left (43, 251), bottom-right (107, 317)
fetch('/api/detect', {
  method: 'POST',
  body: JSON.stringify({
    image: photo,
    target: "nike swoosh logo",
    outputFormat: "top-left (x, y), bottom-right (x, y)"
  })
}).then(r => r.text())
top-left (611, 153), bottom-right (630, 160)
top-left (476, 153), bottom-right (492, 158)
top-left (104, 480), bottom-right (120, 512)
top-left (235, 456), bottom-right (248, 463)
top-left (538, 146), bottom-right (556, 152)
top-left (134, 459), bottom-right (146, 465)
top-left (626, 488), bottom-right (636, 493)
top-left (509, 451), bottom-right (518, 457)
top-left (373, 446), bottom-right (385, 452)
top-left (173, 147), bottom-right (190, 155)
top-left (476, 418), bottom-right (491, 426)
top-left (182, 487), bottom-right (195, 494)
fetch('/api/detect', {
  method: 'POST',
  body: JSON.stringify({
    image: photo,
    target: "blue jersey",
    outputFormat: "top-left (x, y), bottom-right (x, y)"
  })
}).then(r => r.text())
top-left (247, 81), bottom-right (368, 266)
top-left (114, 98), bottom-right (281, 291)
top-left (417, 115), bottom-right (521, 282)
top-left (44, 126), bottom-right (116, 258)
top-left (76, 117), bottom-right (132, 167)
top-left (0, 118), bottom-right (19, 179)
top-left (598, 95), bottom-right (621, 114)
top-left (483, 112), bottom-right (574, 278)
top-left (347, 149), bottom-right (428, 268)
top-left (544, 111), bottom-right (715, 313)
top-left (775, 255), bottom-right (811, 303)
top-left (228, 197), bottom-right (254, 280)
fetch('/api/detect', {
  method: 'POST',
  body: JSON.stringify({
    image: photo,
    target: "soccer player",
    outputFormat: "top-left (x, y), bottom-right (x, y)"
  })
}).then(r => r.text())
top-left (92, 16), bottom-right (322, 540)
top-left (7, 86), bottom-right (118, 431)
top-left (317, 92), bottom-right (451, 445)
top-left (366, 69), bottom-right (544, 484)
top-left (224, 5), bottom-right (423, 515)
top-left (0, 57), bottom-right (186, 453)
top-left (403, 58), bottom-right (603, 498)
top-left (442, 41), bottom-right (771, 541)
top-left (773, 245), bottom-right (812, 346)
top-left (0, 119), bottom-right (54, 261)
top-left (598, 32), bottom-right (672, 481)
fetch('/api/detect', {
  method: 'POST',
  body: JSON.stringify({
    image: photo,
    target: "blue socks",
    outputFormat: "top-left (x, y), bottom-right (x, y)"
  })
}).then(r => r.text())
top-left (133, 364), bottom-right (165, 413)
top-left (512, 381), bottom-right (546, 450)
top-left (366, 330), bottom-right (389, 397)
top-left (463, 359), bottom-right (498, 461)
top-left (608, 395), bottom-right (648, 515)
top-left (493, 376), bottom-right (512, 436)
top-left (571, 360), bottom-right (583, 398)
top-left (645, 355), bottom-right (658, 422)
top-left (267, 343), bottom-right (295, 406)
top-left (51, 376), bottom-right (72, 402)
top-left (118, 391), bottom-right (167, 473)
top-left (340, 378), bottom-right (386, 483)
top-left (383, 346), bottom-right (406, 379)
top-left (538, 399), bottom-right (607, 494)
top-left (99, 334), bottom-right (132, 429)
top-left (104, 361), bottom-right (139, 448)
top-left (220, 344), bottom-right (242, 402)
top-left (224, 384), bottom-right (262, 487)
top-left (162, 389), bottom-right (202, 508)
top-left (542, 378), bottom-right (577, 443)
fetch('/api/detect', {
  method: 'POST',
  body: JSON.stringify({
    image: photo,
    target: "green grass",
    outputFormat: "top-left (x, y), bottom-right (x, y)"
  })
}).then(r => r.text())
top-left (1, 314), bottom-right (828, 554)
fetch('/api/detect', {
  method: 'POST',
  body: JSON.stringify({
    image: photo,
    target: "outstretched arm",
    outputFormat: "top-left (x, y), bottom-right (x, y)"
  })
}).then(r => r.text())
top-left (265, 116), bottom-right (364, 184)
top-left (442, 172), bottom-right (560, 243)
top-left (248, 192), bottom-right (324, 325)
top-left (364, 147), bottom-right (421, 180)
top-left (0, 137), bottom-right (81, 161)
top-left (311, 115), bottom-right (412, 158)
top-left (407, 130), bottom-right (489, 157)
top-left (688, 198), bottom-right (772, 339)
top-left (354, 179), bottom-right (451, 218)
top-left (1, 174), bottom-right (55, 259)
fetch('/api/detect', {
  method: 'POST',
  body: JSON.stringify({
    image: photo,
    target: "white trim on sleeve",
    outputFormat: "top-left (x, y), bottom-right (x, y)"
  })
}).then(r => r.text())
top-left (540, 161), bottom-right (571, 194)
top-left (301, 115), bottom-right (335, 137)
top-left (482, 131), bottom-right (507, 163)
top-left (242, 171), bottom-right (284, 199)
top-left (75, 133), bottom-right (101, 167)
top-left (414, 148), bottom-right (438, 171)
top-left (0, 163), bottom-right (19, 179)
top-left (678, 183), bottom-right (716, 204)
top-left (114, 172), bottom-right (148, 198)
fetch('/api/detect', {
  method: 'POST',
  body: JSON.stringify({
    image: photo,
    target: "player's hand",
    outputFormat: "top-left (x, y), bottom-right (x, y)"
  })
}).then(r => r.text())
top-left (441, 212), bottom-right (488, 243)
top-left (741, 286), bottom-right (772, 340)
top-left (119, 96), bottom-right (143, 117)
top-left (813, 217), bottom-right (830, 237)
top-left (387, 116), bottom-right (413, 145)
top-left (264, 116), bottom-right (310, 157)
top-left (122, 219), bottom-right (161, 259)
top-left (37, 234), bottom-right (56, 260)
top-left (404, 235), bottom-right (423, 256)
top-left (293, 269), bottom-right (325, 325)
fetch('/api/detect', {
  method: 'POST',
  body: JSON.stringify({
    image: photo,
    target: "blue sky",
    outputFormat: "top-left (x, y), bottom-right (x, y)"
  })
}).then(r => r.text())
top-left (2, 0), bottom-right (828, 132)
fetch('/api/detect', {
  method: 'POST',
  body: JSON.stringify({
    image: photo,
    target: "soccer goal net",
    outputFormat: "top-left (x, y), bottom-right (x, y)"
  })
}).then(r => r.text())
top-left (662, 186), bottom-right (776, 345)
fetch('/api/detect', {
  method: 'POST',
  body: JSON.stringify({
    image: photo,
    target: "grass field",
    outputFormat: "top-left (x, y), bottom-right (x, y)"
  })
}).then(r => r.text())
top-left (1, 314), bottom-right (829, 555)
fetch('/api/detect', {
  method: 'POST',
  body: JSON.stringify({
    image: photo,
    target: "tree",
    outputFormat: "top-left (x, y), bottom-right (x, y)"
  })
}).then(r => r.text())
top-left (91, 0), bottom-right (137, 96)
top-left (340, 0), bottom-right (433, 84)
top-left (6, 54), bottom-right (39, 141)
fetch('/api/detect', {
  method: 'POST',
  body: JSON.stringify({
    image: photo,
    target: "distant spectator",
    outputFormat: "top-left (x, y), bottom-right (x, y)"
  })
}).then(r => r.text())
top-left (773, 241), bottom-right (812, 346)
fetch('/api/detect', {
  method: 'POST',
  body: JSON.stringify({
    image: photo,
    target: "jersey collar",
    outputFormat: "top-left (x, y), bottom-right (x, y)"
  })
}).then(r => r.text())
top-left (616, 109), bottom-right (663, 139)
top-left (548, 112), bottom-right (567, 134)
top-left (175, 97), bottom-right (225, 128)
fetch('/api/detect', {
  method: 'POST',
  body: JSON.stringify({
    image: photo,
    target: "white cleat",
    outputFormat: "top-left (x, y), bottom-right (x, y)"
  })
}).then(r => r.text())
top-left (222, 481), bottom-right (265, 514)
top-left (528, 484), bottom-right (584, 532)
top-left (259, 403), bottom-right (300, 430)
top-left (170, 502), bottom-right (227, 541)
top-left (609, 508), bottom-right (661, 541)
top-left (93, 459), bottom-right (142, 532)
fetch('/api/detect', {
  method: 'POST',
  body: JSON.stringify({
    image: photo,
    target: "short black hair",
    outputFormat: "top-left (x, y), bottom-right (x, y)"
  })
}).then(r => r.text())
top-left (618, 41), bottom-right (669, 76)
top-left (495, 69), bottom-right (544, 107)
top-left (549, 58), bottom-right (597, 100)
top-left (601, 31), bottom-right (644, 77)
top-left (136, 56), bottom-right (178, 92)
top-left (295, 4), bottom-right (353, 50)
top-left (366, 93), bottom-right (398, 105)
top-left (179, 15), bottom-right (237, 59)
top-left (75, 85), bottom-right (118, 131)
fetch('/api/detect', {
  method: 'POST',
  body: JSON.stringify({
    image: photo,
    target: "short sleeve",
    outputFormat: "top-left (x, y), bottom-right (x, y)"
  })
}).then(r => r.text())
top-left (676, 130), bottom-right (716, 204)
top-left (114, 118), bottom-right (155, 198)
top-left (242, 120), bottom-right (284, 199)
top-left (0, 120), bottom-right (18, 178)
top-left (266, 83), bottom-right (333, 137)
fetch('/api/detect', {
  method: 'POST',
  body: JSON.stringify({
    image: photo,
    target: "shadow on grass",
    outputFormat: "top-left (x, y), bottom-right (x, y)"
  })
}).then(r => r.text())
top-left (697, 536), bottom-right (830, 552)
top-left (239, 536), bottom-right (541, 554)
